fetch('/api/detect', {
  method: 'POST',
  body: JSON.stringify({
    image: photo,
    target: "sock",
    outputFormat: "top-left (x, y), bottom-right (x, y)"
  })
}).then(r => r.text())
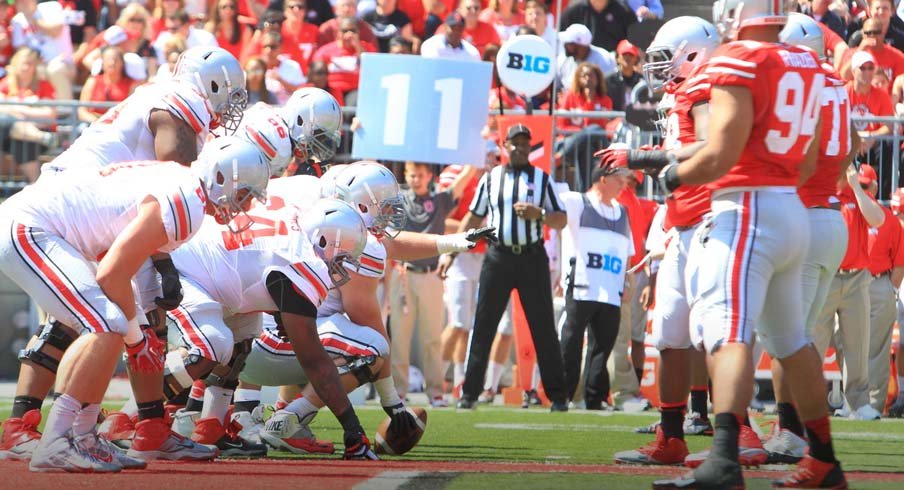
top-left (337, 406), bottom-right (363, 434)
top-left (776, 402), bottom-right (805, 437)
top-left (484, 361), bottom-right (503, 391)
top-left (690, 386), bottom-right (708, 418)
top-left (531, 364), bottom-right (541, 391)
top-left (711, 413), bottom-right (741, 462)
top-left (234, 388), bottom-right (261, 414)
top-left (442, 360), bottom-right (451, 381)
top-left (44, 393), bottom-right (81, 440)
top-left (635, 368), bottom-right (644, 385)
top-left (12, 396), bottom-right (43, 418)
top-left (804, 416), bottom-right (836, 463)
top-left (454, 362), bottom-right (466, 389)
top-left (275, 396), bottom-right (289, 410)
top-left (119, 396), bottom-right (138, 417)
top-left (168, 387), bottom-right (190, 406)
top-left (201, 386), bottom-right (233, 422)
top-left (660, 402), bottom-right (686, 440)
top-left (284, 396), bottom-right (320, 425)
top-left (73, 403), bottom-right (100, 436)
top-left (137, 400), bottom-right (165, 421)
top-left (185, 380), bottom-right (206, 412)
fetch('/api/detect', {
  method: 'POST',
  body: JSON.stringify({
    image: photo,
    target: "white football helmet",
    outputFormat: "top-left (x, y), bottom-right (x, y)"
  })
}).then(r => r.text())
top-left (322, 162), bottom-right (406, 238)
top-left (240, 103), bottom-right (294, 177)
top-left (174, 46), bottom-right (248, 135)
top-left (298, 198), bottom-right (367, 287)
top-left (192, 136), bottom-right (270, 231)
top-left (644, 16), bottom-right (721, 93)
top-left (780, 12), bottom-right (826, 61)
top-left (713, 0), bottom-right (789, 41)
top-left (279, 87), bottom-right (342, 163)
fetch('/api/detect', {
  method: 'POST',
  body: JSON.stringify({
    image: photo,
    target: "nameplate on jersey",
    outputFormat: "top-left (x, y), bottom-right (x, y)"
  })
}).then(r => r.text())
top-left (353, 54), bottom-right (492, 166)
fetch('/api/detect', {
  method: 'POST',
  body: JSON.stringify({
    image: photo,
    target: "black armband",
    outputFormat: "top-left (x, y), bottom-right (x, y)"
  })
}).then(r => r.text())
top-left (627, 150), bottom-right (676, 171)
top-left (266, 271), bottom-right (318, 317)
top-left (658, 163), bottom-right (683, 193)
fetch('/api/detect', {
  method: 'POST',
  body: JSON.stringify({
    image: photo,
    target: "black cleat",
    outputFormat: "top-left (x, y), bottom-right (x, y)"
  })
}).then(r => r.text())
top-left (550, 400), bottom-right (568, 412)
top-left (652, 455), bottom-right (744, 490)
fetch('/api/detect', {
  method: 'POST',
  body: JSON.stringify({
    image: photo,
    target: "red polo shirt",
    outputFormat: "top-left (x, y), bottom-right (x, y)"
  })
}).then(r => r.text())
top-left (617, 187), bottom-right (657, 268)
top-left (868, 205), bottom-right (904, 275)
top-left (838, 187), bottom-right (872, 271)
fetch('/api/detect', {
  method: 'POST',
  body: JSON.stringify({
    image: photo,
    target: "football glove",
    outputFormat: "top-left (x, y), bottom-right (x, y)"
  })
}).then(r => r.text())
top-left (153, 257), bottom-right (183, 311)
top-left (125, 329), bottom-right (165, 374)
top-left (343, 428), bottom-right (379, 460)
top-left (383, 402), bottom-right (418, 434)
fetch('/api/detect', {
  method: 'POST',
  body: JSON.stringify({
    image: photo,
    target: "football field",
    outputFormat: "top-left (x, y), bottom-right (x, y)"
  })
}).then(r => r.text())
top-left (2, 398), bottom-right (904, 489)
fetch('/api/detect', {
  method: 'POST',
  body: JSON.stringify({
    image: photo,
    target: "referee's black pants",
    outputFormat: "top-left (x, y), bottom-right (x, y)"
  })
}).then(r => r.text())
top-left (559, 298), bottom-right (620, 409)
top-left (462, 244), bottom-right (566, 403)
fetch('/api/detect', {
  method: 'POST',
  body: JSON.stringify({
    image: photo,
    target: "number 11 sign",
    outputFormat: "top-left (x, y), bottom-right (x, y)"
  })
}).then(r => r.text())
top-left (352, 53), bottom-right (493, 166)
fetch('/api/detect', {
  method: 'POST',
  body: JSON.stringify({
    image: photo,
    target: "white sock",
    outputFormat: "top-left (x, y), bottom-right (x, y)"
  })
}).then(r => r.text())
top-left (284, 396), bottom-right (319, 425)
top-left (453, 362), bottom-right (466, 388)
top-left (201, 386), bottom-right (233, 422)
top-left (44, 394), bottom-right (81, 440)
top-left (484, 361), bottom-right (503, 392)
top-left (119, 396), bottom-right (138, 417)
top-left (531, 364), bottom-right (541, 391)
top-left (234, 388), bottom-right (261, 403)
top-left (73, 403), bottom-right (100, 436)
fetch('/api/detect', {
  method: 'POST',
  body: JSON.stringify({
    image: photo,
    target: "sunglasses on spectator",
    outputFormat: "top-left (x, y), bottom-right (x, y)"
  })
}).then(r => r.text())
top-left (859, 64), bottom-right (876, 71)
top-left (287, 4), bottom-right (305, 10)
top-left (248, 68), bottom-right (265, 74)
top-left (864, 29), bottom-right (882, 36)
top-left (310, 70), bottom-right (327, 76)
top-left (128, 17), bottom-right (146, 23)
top-left (341, 27), bottom-right (358, 33)
top-left (465, 5), bottom-right (480, 10)
top-left (264, 44), bottom-right (280, 49)
top-left (167, 23), bottom-right (183, 31)
top-left (220, 3), bottom-right (236, 10)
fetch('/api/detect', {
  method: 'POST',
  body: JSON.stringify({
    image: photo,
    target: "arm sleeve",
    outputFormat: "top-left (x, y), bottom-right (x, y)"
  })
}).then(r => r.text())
top-left (266, 270), bottom-right (318, 317)
top-left (468, 173), bottom-right (490, 217)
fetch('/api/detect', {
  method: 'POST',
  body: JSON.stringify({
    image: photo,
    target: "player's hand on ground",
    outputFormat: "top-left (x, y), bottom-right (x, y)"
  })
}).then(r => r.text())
top-left (125, 329), bottom-right (165, 373)
top-left (343, 428), bottom-right (379, 460)
top-left (383, 402), bottom-right (419, 434)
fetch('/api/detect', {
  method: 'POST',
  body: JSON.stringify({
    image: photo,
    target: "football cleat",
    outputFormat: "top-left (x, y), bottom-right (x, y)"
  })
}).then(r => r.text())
top-left (521, 389), bottom-right (542, 408)
top-left (683, 412), bottom-right (714, 436)
top-left (128, 417), bottom-right (218, 461)
top-left (653, 454), bottom-right (744, 490)
top-left (772, 455), bottom-right (847, 488)
top-left (29, 430), bottom-right (122, 473)
top-left (685, 424), bottom-right (767, 468)
top-left (171, 408), bottom-right (200, 438)
top-left (259, 410), bottom-right (335, 455)
top-left (763, 426), bottom-right (807, 464)
top-left (191, 416), bottom-right (267, 458)
top-left (614, 426), bottom-right (688, 465)
top-left (888, 398), bottom-right (904, 418)
top-left (90, 431), bottom-right (147, 469)
top-left (97, 411), bottom-right (136, 449)
top-left (232, 406), bottom-right (265, 445)
top-left (343, 430), bottom-right (378, 460)
top-left (430, 396), bottom-right (449, 408)
top-left (477, 390), bottom-right (496, 404)
top-left (635, 421), bottom-right (660, 434)
top-left (0, 409), bottom-right (42, 460)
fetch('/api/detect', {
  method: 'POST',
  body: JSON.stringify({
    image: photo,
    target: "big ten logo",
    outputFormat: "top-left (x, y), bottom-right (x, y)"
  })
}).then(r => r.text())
top-left (505, 52), bottom-right (550, 74)
top-left (586, 252), bottom-right (622, 273)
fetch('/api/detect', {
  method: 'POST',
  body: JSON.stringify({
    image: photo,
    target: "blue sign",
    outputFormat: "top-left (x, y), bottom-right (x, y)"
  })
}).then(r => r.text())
top-left (352, 54), bottom-right (493, 166)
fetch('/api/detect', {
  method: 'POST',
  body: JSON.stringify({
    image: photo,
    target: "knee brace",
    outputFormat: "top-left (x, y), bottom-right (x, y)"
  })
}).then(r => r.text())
top-left (205, 339), bottom-right (253, 390)
top-left (18, 321), bottom-right (78, 374)
top-left (337, 354), bottom-right (383, 386)
top-left (163, 351), bottom-right (212, 400)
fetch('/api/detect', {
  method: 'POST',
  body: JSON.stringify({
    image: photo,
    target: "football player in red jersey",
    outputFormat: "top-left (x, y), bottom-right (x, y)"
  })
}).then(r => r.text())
top-left (626, 0), bottom-right (846, 487)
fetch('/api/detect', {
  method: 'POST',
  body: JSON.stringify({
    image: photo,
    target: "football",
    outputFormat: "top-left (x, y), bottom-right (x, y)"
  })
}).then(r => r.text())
top-left (373, 407), bottom-right (428, 455)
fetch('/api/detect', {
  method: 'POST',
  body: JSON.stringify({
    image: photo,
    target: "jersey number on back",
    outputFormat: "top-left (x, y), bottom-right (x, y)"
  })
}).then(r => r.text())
top-left (765, 72), bottom-right (825, 154)
top-left (821, 86), bottom-right (851, 157)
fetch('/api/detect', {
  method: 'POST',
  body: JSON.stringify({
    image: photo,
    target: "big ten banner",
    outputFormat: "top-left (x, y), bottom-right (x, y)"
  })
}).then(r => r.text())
top-left (353, 54), bottom-right (492, 166)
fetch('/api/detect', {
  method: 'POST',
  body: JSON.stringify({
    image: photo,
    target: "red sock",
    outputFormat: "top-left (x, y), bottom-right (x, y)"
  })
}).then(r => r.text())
top-left (804, 416), bottom-right (835, 463)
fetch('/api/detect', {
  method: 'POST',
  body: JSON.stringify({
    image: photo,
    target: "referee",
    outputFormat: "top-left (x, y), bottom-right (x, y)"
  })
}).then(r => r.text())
top-left (454, 124), bottom-right (569, 411)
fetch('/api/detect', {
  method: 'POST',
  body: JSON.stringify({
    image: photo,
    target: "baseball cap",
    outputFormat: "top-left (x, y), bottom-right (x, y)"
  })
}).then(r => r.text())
top-left (445, 12), bottom-right (465, 27)
top-left (851, 50), bottom-right (876, 70)
top-left (617, 40), bottom-right (639, 58)
top-left (858, 163), bottom-right (877, 185)
top-left (892, 188), bottom-right (904, 215)
top-left (559, 24), bottom-right (592, 46)
top-left (506, 123), bottom-right (531, 141)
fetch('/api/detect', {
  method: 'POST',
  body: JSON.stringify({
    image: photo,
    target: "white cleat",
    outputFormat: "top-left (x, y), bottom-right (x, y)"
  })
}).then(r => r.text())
top-left (260, 410), bottom-right (334, 455)
top-left (232, 406), bottom-right (265, 445)
top-left (763, 427), bottom-right (807, 464)
top-left (850, 404), bottom-right (881, 421)
top-left (171, 409), bottom-right (200, 438)
top-left (29, 431), bottom-right (122, 473)
top-left (619, 396), bottom-right (652, 413)
top-left (94, 433), bottom-right (147, 469)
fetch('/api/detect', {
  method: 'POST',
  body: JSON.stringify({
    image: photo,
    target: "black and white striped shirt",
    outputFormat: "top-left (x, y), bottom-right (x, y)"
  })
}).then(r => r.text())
top-left (469, 164), bottom-right (563, 247)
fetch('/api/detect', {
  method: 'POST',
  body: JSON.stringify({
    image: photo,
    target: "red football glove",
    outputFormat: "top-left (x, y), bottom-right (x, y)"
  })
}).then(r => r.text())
top-left (596, 148), bottom-right (629, 170)
top-left (125, 329), bottom-right (165, 374)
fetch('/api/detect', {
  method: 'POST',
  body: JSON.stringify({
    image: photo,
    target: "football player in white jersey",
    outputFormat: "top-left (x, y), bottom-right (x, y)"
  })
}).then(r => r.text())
top-left (0, 136), bottom-right (270, 472)
top-left (239, 87), bottom-right (342, 178)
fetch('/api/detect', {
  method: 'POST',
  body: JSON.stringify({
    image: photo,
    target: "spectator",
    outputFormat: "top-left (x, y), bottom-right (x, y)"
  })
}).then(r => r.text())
top-left (183, 0), bottom-right (209, 23)
top-left (558, 62), bottom-right (611, 132)
top-left (849, 0), bottom-right (904, 54)
top-left (78, 46), bottom-right (137, 124)
top-left (241, 10), bottom-right (285, 62)
top-left (423, 0), bottom-right (447, 39)
top-left (303, 58), bottom-right (343, 105)
top-left (557, 23), bottom-right (617, 87)
top-left (362, 0), bottom-right (414, 53)
top-left (803, 0), bottom-right (846, 39)
top-left (260, 30), bottom-right (305, 104)
top-left (524, 0), bottom-right (555, 48)
top-left (152, 10), bottom-right (217, 65)
top-left (60, 0), bottom-right (98, 58)
top-left (437, 0), bottom-right (499, 55)
top-left (296, 0), bottom-right (334, 26)
top-left (842, 18), bottom-right (904, 88)
top-left (604, 40), bottom-right (642, 112)
top-left (478, 0), bottom-right (523, 42)
top-left (625, 0), bottom-right (662, 21)
top-left (388, 35), bottom-right (413, 54)
top-left (150, 0), bottom-right (186, 41)
top-left (421, 12), bottom-right (479, 60)
top-left (847, 51), bottom-right (895, 198)
top-left (561, 0), bottom-right (635, 52)
top-left (80, 3), bottom-right (155, 75)
top-left (317, 0), bottom-right (377, 47)
top-left (391, 161), bottom-right (471, 407)
top-left (244, 55), bottom-right (277, 104)
top-left (151, 33), bottom-right (186, 81)
top-left (0, 3), bottom-right (15, 78)
top-left (279, 0), bottom-right (322, 73)
top-left (205, 0), bottom-right (253, 60)
top-left (0, 47), bottom-right (58, 183)
top-left (312, 17), bottom-right (374, 106)
top-left (12, 0), bottom-right (75, 100)
top-left (396, 0), bottom-right (426, 39)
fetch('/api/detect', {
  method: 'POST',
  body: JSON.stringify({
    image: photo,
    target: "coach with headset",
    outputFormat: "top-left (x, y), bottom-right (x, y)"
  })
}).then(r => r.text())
top-left (452, 124), bottom-right (569, 411)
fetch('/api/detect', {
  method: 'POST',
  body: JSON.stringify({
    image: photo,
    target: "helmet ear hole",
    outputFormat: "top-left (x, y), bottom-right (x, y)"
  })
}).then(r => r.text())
top-left (216, 171), bottom-right (225, 185)
top-left (687, 52), bottom-right (697, 62)
top-left (211, 80), bottom-right (220, 94)
top-left (319, 236), bottom-right (327, 248)
top-left (297, 115), bottom-right (304, 127)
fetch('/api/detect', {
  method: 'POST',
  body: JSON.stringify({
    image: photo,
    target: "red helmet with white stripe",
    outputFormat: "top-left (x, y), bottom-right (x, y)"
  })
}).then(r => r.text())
top-left (713, 0), bottom-right (789, 41)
